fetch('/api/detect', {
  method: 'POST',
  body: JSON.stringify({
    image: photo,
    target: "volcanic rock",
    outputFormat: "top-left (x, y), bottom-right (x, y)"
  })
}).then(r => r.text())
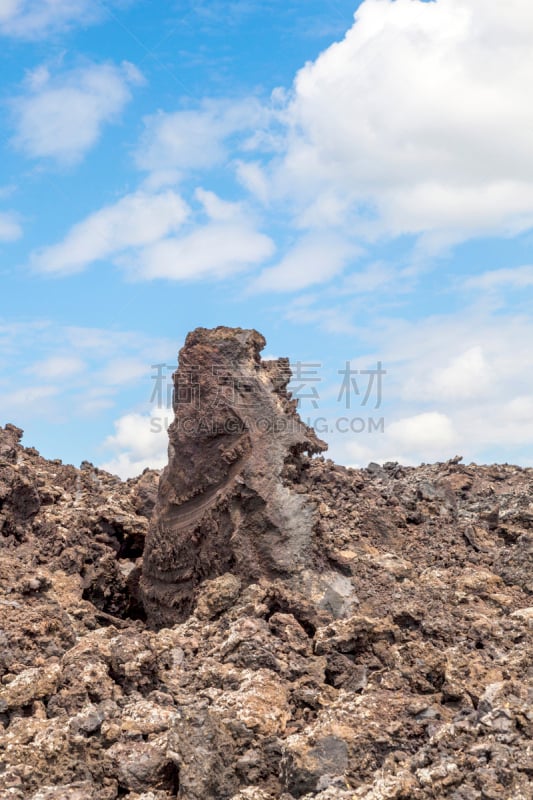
top-left (141, 327), bottom-right (331, 626)
top-left (0, 327), bottom-right (532, 800)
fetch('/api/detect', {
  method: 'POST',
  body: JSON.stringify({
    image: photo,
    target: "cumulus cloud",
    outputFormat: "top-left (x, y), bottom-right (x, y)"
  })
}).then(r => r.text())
top-left (0, 0), bottom-right (129, 39)
top-left (33, 185), bottom-right (274, 282)
top-left (32, 190), bottom-right (189, 275)
top-left (130, 186), bottom-right (274, 280)
top-left (132, 222), bottom-right (275, 281)
top-left (100, 411), bottom-right (170, 479)
top-left (11, 61), bottom-right (144, 164)
top-left (380, 311), bottom-right (533, 411)
top-left (194, 188), bottom-right (243, 222)
top-left (341, 411), bottom-right (458, 468)
top-left (325, 302), bottom-right (533, 468)
top-left (267, 0), bottom-right (533, 242)
top-left (387, 412), bottom-right (457, 452)
top-left (424, 346), bottom-right (491, 401)
top-left (136, 98), bottom-right (269, 183)
top-left (235, 161), bottom-right (270, 205)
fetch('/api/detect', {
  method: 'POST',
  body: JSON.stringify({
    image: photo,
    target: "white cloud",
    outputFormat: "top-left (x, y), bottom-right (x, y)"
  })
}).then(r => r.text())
top-left (32, 184), bottom-right (274, 282)
top-left (195, 187), bottom-right (243, 222)
top-left (377, 311), bottom-right (533, 411)
top-left (0, 0), bottom-right (129, 39)
top-left (97, 358), bottom-right (148, 386)
top-left (269, 0), bottom-right (533, 241)
top-left (100, 411), bottom-right (170, 478)
top-left (341, 262), bottom-right (398, 295)
top-left (32, 190), bottom-right (189, 275)
top-left (0, 211), bottom-right (22, 242)
top-left (235, 161), bottom-right (270, 204)
top-left (0, 0), bottom-right (20, 21)
top-left (387, 412), bottom-right (457, 452)
top-left (62, 325), bottom-right (170, 356)
top-left (284, 293), bottom-right (359, 335)
top-left (132, 221), bottom-right (274, 281)
top-left (0, 384), bottom-right (60, 418)
top-left (339, 411), bottom-right (458, 469)
top-left (323, 301), bottom-right (533, 467)
top-left (11, 61), bottom-right (144, 164)
top-left (424, 345), bottom-right (491, 401)
top-left (453, 399), bottom-right (533, 450)
top-left (465, 264), bottom-right (533, 291)
top-left (77, 388), bottom-right (117, 417)
top-left (325, 409), bottom-right (460, 470)
top-left (0, 319), bottom-right (176, 430)
top-left (28, 355), bottom-right (85, 379)
top-left (136, 98), bottom-right (269, 181)
top-left (506, 395), bottom-right (533, 420)
top-left (249, 233), bottom-right (359, 293)
top-left (336, 410), bottom-right (459, 469)
top-left (104, 412), bottom-right (167, 459)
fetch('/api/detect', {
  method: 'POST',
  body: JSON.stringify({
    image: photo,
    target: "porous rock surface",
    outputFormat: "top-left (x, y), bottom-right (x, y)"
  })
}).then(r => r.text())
top-left (0, 328), bottom-right (532, 800)
top-left (141, 326), bottom-right (335, 627)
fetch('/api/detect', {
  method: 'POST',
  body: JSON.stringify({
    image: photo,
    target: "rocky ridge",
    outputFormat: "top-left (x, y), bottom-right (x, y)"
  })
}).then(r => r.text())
top-left (0, 328), bottom-right (532, 800)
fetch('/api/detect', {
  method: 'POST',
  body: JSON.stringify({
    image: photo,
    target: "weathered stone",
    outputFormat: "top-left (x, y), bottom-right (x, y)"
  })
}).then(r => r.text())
top-left (0, 329), bottom-right (532, 800)
top-left (0, 664), bottom-right (62, 711)
top-left (141, 326), bottom-right (327, 626)
top-left (104, 738), bottom-right (178, 793)
top-left (281, 734), bottom-right (349, 796)
top-left (194, 573), bottom-right (242, 620)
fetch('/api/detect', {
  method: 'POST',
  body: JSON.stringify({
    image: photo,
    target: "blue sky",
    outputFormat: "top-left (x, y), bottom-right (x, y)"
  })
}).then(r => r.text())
top-left (1, 0), bottom-right (533, 477)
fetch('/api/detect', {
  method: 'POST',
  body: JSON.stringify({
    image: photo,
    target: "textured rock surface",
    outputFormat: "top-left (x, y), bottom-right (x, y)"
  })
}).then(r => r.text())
top-left (0, 328), bottom-right (532, 800)
top-left (141, 327), bottom-right (328, 626)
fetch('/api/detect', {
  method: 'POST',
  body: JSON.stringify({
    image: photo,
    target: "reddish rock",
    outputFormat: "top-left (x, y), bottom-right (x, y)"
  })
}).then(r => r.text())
top-left (0, 328), bottom-right (532, 800)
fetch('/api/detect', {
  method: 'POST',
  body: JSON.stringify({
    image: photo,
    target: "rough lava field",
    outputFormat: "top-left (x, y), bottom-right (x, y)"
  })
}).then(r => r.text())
top-left (0, 328), bottom-right (532, 800)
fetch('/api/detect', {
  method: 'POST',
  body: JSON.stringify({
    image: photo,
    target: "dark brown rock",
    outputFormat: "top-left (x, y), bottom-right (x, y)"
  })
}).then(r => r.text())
top-left (141, 326), bottom-right (327, 626)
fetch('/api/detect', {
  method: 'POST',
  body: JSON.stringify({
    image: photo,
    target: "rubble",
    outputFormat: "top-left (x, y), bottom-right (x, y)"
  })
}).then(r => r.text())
top-left (0, 329), bottom-right (531, 799)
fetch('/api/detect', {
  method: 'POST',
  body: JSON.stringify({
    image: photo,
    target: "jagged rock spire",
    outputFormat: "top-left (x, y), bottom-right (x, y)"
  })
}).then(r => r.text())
top-left (141, 326), bottom-right (328, 626)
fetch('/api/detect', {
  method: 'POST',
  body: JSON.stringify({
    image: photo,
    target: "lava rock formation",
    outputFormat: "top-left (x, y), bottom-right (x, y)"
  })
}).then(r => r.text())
top-left (141, 327), bottom-right (332, 627)
top-left (0, 328), bottom-right (532, 800)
